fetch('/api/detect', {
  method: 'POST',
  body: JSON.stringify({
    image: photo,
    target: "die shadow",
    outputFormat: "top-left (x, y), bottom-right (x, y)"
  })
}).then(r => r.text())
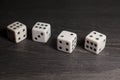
top-left (27, 28), bottom-right (32, 40)
top-left (77, 37), bottom-right (85, 49)
top-left (48, 33), bottom-right (57, 50)
top-left (0, 27), bottom-right (7, 39)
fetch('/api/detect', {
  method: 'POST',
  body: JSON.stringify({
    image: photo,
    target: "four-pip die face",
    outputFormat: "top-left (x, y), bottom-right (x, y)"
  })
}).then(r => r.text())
top-left (57, 31), bottom-right (77, 53)
top-left (85, 31), bottom-right (106, 54)
top-left (7, 21), bottom-right (27, 43)
top-left (32, 22), bottom-right (51, 43)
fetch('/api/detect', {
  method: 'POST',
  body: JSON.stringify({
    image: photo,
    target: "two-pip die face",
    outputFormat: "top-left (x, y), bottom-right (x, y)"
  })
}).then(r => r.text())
top-left (32, 22), bottom-right (51, 43)
top-left (85, 31), bottom-right (106, 54)
top-left (7, 21), bottom-right (27, 43)
top-left (57, 31), bottom-right (77, 53)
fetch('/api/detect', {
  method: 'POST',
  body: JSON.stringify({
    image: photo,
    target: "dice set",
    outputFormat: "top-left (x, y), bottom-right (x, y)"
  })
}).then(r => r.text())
top-left (6, 21), bottom-right (107, 54)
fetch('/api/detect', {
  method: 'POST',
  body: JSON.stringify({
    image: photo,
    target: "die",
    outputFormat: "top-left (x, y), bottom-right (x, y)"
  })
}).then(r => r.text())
top-left (7, 21), bottom-right (27, 43)
top-left (85, 31), bottom-right (106, 54)
top-left (57, 30), bottom-right (77, 53)
top-left (32, 22), bottom-right (51, 43)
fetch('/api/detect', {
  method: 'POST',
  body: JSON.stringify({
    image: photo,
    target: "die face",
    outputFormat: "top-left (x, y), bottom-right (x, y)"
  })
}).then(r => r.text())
top-left (7, 21), bottom-right (27, 43)
top-left (57, 38), bottom-right (72, 53)
top-left (14, 26), bottom-right (27, 43)
top-left (32, 29), bottom-right (46, 42)
top-left (57, 30), bottom-right (77, 53)
top-left (32, 22), bottom-right (51, 43)
top-left (33, 22), bottom-right (50, 30)
top-left (97, 38), bottom-right (106, 54)
top-left (58, 31), bottom-right (77, 42)
top-left (72, 36), bottom-right (77, 51)
top-left (7, 21), bottom-right (26, 31)
top-left (85, 31), bottom-right (106, 54)
top-left (85, 38), bottom-right (98, 54)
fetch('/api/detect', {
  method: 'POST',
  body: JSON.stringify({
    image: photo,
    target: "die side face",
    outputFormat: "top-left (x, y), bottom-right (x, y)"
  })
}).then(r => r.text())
top-left (57, 38), bottom-right (72, 53)
top-left (32, 22), bottom-right (51, 43)
top-left (7, 29), bottom-right (15, 42)
top-left (72, 36), bottom-right (77, 50)
top-left (32, 29), bottom-right (46, 42)
top-left (85, 31), bottom-right (106, 54)
top-left (7, 21), bottom-right (27, 43)
top-left (57, 31), bottom-right (77, 53)
top-left (15, 26), bottom-right (27, 43)
top-left (85, 38), bottom-right (98, 54)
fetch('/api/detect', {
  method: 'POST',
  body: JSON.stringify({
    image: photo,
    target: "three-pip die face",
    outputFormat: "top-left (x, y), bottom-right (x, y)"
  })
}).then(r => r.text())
top-left (7, 21), bottom-right (27, 43)
top-left (32, 22), bottom-right (51, 43)
top-left (57, 30), bottom-right (77, 53)
top-left (85, 31), bottom-right (106, 54)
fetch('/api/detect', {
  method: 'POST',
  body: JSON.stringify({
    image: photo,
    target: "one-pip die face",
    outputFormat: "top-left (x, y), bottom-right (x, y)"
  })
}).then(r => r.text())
top-left (57, 30), bottom-right (77, 53)
top-left (7, 21), bottom-right (27, 43)
top-left (85, 31), bottom-right (106, 54)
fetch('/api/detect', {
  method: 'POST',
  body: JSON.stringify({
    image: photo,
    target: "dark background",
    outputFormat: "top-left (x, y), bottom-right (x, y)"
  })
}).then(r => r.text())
top-left (0, 0), bottom-right (120, 80)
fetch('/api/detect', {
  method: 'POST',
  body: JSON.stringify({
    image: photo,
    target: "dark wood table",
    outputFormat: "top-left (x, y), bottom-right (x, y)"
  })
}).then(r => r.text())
top-left (0, 0), bottom-right (120, 80)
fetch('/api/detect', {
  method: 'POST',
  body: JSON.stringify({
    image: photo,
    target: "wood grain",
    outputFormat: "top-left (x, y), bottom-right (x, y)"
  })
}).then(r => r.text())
top-left (0, 0), bottom-right (120, 80)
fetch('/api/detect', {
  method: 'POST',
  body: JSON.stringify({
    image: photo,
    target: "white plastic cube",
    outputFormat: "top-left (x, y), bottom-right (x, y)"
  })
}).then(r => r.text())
top-left (57, 30), bottom-right (77, 53)
top-left (32, 22), bottom-right (51, 43)
top-left (7, 21), bottom-right (27, 43)
top-left (85, 31), bottom-right (106, 54)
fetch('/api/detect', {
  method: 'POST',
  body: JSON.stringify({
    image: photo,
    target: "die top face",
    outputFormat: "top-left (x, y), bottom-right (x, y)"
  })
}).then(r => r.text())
top-left (32, 22), bottom-right (50, 32)
top-left (86, 31), bottom-right (106, 43)
top-left (7, 21), bottom-right (26, 31)
top-left (58, 31), bottom-right (77, 43)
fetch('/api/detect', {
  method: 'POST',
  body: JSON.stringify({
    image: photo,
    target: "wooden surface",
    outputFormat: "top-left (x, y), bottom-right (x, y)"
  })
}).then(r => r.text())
top-left (0, 0), bottom-right (120, 80)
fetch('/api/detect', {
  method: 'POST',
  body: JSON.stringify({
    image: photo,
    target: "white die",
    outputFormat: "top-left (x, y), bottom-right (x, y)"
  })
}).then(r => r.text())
top-left (85, 31), bottom-right (106, 54)
top-left (32, 22), bottom-right (51, 43)
top-left (7, 21), bottom-right (27, 43)
top-left (57, 30), bottom-right (77, 53)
